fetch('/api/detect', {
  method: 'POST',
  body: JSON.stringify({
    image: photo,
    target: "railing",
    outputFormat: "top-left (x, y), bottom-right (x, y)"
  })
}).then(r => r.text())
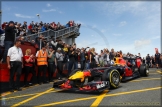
top-left (24, 26), bottom-right (80, 41)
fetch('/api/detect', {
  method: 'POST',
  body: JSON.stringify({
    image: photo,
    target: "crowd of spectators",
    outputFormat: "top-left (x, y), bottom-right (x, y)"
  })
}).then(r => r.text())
top-left (0, 20), bottom-right (81, 44)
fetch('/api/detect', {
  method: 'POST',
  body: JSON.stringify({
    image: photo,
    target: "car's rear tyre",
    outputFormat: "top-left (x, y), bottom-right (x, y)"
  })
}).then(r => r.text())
top-left (69, 69), bottom-right (81, 77)
top-left (102, 69), bottom-right (120, 89)
top-left (139, 64), bottom-right (149, 76)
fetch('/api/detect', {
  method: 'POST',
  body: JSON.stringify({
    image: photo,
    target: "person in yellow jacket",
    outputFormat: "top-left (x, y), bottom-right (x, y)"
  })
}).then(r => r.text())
top-left (36, 45), bottom-right (49, 85)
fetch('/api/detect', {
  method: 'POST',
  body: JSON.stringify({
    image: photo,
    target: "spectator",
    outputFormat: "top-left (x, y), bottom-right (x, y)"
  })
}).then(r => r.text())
top-left (36, 44), bottom-right (49, 85)
top-left (0, 31), bottom-right (5, 46)
top-left (109, 48), bottom-right (115, 63)
top-left (47, 46), bottom-right (57, 82)
top-left (56, 48), bottom-right (64, 79)
top-left (22, 21), bottom-right (27, 30)
top-left (65, 22), bottom-right (69, 28)
top-left (2, 21), bottom-right (16, 63)
top-left (160, 54), bottom-right (162, 68)
top-left (146, 54), bottom-right (151, 67)
top-left (151, 56), bottom-right (155, 68)
top-left (90, 48), bottom-right (96, 69)
top-left (80, 48), bottom-right (86, 70)
top-left (119, 50), bottom-right (123, 58)
top-left (69, 21), bottom-right (73, 27)
top-left (68, 46), bottom-right (77, 75)
top-left (28, 23), bottom-right (32, 34)
top-left (155, 50), bottom-right (160, 69)
top-left (2, 22), bottom-right (6, 30)
top-left (7, 39), bottom-right (23, 92)
top-left (23, 49), bottom-right (36, 87)
top-left (99, 50), bottom-right (104, 67)
top-left (142, 57), bottom-right (146, 64)
top-left (41, 25), bottom-right (46, 32)
top-left (35, 35), bottom-right (45, 50)
top-left (85, 48), bottom-right (91, 69)
top-left (103, 48), bottom-right (110, 66)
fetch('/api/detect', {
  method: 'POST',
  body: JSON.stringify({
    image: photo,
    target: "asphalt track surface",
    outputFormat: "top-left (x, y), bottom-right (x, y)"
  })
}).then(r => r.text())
top-left (0, 68), bottom-right (162, 107)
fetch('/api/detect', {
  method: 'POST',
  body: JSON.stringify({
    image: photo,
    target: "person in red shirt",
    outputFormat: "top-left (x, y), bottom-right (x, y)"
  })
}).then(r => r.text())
top-left (23, 49), bottom-right (36, 87)
top-left (2, 22), bottom-right (6, 30)
top-left (28, 23), bottom-right (32, 34)
top-left (69, 21), bottom-right (73, 27)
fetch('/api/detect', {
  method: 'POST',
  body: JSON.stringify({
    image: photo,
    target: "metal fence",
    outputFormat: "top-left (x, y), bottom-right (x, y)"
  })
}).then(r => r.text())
top-left (24, 26), bottom-right (80, 42)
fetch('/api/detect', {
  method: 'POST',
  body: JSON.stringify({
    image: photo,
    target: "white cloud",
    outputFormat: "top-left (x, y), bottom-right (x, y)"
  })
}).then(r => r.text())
top-left (93, 1), bottom-right (159, 17)
top-left (113, 34), bottom-right (122, 36)
top-left (46, 3), bottom-right (51, 7)
top-left (134, 39), bottom-right (151, 49)
top-left (15, 14), bottom-right (34, 19)
top-left (42, 9), bottom-right (56, 12)
top-left (119, 21), bottom-right (127, 27)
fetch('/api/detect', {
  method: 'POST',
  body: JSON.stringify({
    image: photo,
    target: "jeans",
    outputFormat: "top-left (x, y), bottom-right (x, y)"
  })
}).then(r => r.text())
top-left (81, 60), bottom-right (85, 70)
top-left (86, 60), bottom-right (90, 69)
top-left (68, 61), bottom-right (77, 75)
top-left (2, 41), bottom-right (14, 63)
top-left (75, 61), bottom-right (78, 69)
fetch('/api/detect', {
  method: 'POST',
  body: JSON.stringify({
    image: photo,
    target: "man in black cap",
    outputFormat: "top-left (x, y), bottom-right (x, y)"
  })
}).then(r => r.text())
top-left (2, 21), bottom-right (16, 63)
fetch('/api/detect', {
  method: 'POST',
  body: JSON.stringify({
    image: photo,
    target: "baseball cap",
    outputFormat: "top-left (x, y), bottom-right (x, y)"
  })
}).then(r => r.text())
top-left (57, 48), bottom-right (61, 51)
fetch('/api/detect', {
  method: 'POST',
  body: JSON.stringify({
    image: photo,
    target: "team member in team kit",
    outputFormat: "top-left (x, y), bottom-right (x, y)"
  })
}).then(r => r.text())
top-left (36, 45), bottom-right (48, 85)
top-left (7, 39), bottom-right (23, 92)
top-left (155, 50), bottom-right (160, 69)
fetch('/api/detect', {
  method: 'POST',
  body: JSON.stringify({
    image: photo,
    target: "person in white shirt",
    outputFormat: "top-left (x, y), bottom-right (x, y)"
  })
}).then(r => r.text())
top-left (7, 39), bottom-right (23, 92)
top-left (55, 48), bottom-right (64, 80)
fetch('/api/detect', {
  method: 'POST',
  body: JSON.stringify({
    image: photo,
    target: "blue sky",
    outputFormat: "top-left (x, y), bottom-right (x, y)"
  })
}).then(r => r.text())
top-left (2, 1), bottom-right (161, 57)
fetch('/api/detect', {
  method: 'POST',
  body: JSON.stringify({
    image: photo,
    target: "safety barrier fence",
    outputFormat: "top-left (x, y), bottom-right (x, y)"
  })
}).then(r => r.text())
top-left (23, 26), bottom-right (80, 41)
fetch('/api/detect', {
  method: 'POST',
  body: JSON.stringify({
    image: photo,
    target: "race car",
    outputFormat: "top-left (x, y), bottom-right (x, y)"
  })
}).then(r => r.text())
top-left (53, 69), bottom-right (115, 92)
top-left (53, 56), bottom-right (149, 92)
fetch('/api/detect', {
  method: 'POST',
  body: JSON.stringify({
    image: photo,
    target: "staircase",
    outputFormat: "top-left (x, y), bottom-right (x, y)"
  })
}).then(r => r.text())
top-left (24, 25), bottom-right (81, 45)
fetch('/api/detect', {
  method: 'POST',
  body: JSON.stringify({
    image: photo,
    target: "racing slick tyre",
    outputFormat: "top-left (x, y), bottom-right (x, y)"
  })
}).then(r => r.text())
top-left (102, 69), bottom-right (120, 89)
top-left (69, 69), bottom-right (81, 77)
top-left (139, 64), bottom-right (149, 77)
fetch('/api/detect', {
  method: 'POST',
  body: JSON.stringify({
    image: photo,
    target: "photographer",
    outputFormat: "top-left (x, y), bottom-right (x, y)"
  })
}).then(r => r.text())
top-left (80, 48), bottom-right (87, 70)
top-left (2, 21), bottom-right (16, 63)
top-left (47, 46), bottom-right (57, 82)
top-left (56, 48), bottom-right (64, 80)
top-left (68, 46), bottom-right (77, 75)
top-left (35, 35), bottom-right (45, 50)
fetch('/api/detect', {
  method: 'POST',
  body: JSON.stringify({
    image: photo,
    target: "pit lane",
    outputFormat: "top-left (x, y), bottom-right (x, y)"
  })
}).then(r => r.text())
top-left (0, 68), bottom-right (161, 107)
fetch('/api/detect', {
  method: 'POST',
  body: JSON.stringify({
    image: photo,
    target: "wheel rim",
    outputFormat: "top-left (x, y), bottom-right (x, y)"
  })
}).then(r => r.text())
top-left (112, 72), bottom-right (119, 85)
